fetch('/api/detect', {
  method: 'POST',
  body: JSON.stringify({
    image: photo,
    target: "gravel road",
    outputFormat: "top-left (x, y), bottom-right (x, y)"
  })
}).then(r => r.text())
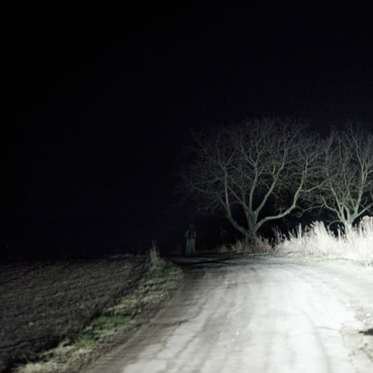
top-left (83, 257), bottom-right (373, 373)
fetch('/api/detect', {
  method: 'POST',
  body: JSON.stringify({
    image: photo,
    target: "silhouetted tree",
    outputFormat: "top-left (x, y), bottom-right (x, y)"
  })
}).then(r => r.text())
top-left (182, 118), bottom-right (321, 244)
top-left (317, 125), bottom-right (373, 231)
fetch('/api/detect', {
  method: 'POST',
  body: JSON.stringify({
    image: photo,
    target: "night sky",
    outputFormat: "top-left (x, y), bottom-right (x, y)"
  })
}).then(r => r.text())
top-left (6, 4), bottom-right (373, 258)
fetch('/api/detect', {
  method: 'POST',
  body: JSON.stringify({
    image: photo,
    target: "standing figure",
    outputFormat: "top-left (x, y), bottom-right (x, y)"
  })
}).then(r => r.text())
top-left (184, 224), bottom-right (196, 256)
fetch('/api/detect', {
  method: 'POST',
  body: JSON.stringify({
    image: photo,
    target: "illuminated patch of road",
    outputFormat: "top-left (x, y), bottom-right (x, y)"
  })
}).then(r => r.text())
top-left (83, 257), bottom-right (373, 373)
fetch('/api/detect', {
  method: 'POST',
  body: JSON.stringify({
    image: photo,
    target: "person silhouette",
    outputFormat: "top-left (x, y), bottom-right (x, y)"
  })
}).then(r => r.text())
top-left (184, 224), bottom-right (196, 256)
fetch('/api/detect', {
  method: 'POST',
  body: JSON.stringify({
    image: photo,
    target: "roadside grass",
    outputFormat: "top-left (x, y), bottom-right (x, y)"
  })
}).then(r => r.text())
top-left (13, 258), bottom-right (182, 373)
top-left (148, 241), bottom-right (167, 271)
top-left (213, 217), bottom-right (373, 265)
top-left (274, 218), bottom-right (373, 265)
top-left (216, 236), bottom-right (274, 255)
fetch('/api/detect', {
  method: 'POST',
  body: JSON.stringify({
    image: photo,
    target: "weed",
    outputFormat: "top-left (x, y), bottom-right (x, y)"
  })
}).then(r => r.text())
top-left (148, 242), bottom-right (166, 271)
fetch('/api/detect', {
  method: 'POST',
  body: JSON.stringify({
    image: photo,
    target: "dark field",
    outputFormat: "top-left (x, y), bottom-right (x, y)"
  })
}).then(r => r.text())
top-left (0, 257), bottom-right (146, 372)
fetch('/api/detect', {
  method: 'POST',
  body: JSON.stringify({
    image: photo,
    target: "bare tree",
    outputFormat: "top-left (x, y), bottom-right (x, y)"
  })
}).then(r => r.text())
top-left (182, 118), bottom-right (321, 243)
top-left (318, 125), bottom-right (373, 231)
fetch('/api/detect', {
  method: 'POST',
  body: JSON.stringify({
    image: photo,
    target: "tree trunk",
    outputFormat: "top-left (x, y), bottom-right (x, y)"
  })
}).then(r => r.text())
top-left (243, 227), bottom-right (257, 249)
top-left (342, 221), bottom-right (353, 235)
top-left (243, 211), bottom-right (258, 248)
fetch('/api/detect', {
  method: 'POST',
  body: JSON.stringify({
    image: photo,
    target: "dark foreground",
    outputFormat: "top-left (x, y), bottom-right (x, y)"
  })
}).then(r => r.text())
top-left (0, 257), bottom-right (146, 372)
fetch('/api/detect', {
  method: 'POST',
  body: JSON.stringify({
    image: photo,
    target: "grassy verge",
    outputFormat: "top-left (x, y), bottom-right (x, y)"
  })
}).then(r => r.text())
top-left (212, 218), bottom-right (373, 265)
top-left (215, 237), bottom-right (274, 256)
top-left (11, 258), bottom-right (183, 373)
top-left (275, 219), bottom-right (373, 266)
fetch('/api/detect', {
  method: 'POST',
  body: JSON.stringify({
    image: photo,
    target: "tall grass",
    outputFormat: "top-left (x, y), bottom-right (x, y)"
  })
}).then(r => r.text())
top-left (148, 242), bottom-right (166, 271)
top-left (275, 217), bottom-right (373, 264)
top-left (217, 236), bottom-right (273, 254)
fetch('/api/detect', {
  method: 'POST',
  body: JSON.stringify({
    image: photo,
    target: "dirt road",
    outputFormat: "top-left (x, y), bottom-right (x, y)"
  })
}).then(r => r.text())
top-left (83, 257), bottom-right (373, 373)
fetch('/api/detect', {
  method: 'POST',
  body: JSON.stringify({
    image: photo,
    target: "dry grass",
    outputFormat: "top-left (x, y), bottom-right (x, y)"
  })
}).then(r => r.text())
top-left (275, 217), bottom-right (373, 265)
top-left (148, 242), bottom-right (166, 271)
top-left (217, 236), bottom-right (274, 255)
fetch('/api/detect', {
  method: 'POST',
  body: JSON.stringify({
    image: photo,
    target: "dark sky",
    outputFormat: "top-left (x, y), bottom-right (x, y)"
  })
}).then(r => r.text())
top-left (6, 4), bottom-right (373, 257)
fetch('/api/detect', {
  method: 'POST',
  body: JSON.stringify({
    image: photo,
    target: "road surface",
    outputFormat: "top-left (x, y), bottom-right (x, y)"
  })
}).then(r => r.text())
top-left (84, 257), bottom-right (373, 373)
